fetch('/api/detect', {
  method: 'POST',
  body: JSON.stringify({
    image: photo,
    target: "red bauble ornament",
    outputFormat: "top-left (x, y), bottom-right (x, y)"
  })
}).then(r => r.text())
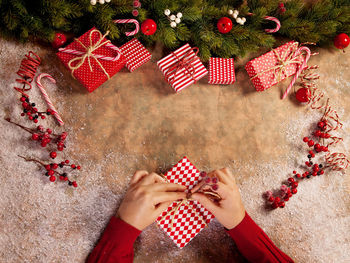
top-left (141, 19), bottom-right (157, 35)
top-left (52, 33), bottom-right (67, 49)
top-left (217, 17), bottom-right (233, 34)
top-left (334, 33), bottom-right (350, 50)
top-left (295, 87), bottom-right (311, 103)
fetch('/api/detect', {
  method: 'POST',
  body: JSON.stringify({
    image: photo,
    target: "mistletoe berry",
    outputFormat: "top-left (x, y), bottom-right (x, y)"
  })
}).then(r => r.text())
top-left (50, 152), bottom-right (57, 159)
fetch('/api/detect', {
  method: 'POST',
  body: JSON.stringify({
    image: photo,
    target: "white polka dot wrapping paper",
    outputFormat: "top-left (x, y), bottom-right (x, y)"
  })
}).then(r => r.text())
top-left (157, 44), bottom-right (208, 93)
top-left (208, 57), bottom-right (236, 85)
top-left (156, 156), bottom-right (214, 248)
top-left (119, 38), bottom-right (152, 72)
top-left (245, 41), bottom-right (306, 92)
top-left (57, 27), bottom-right (126, 93)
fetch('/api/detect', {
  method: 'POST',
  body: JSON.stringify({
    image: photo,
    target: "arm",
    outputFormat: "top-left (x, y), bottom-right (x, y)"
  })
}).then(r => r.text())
top-left (192, 168), bottom-right (293, 263)
top-left (87, 171), bottom-right (186, 263)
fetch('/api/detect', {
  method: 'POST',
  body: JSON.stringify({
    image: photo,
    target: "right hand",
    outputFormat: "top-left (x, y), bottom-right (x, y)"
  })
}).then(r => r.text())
top-left (191, 168), bottom-right (246, 230)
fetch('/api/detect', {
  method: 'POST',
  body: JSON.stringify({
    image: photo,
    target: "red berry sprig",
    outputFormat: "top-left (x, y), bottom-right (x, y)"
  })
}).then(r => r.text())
top-left (19, 155), bottom-right (80, 187)
top-left (19, 95), bottom-right (55, 124)
top-left (5, 118), bottom-right (67, 153)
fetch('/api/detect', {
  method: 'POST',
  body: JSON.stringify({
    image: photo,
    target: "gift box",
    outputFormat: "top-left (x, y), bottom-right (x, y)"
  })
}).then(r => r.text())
top-left (208, 57), bottom-right (236, 84)
top-left (157, 44), bottom-right (208, 93)
top-left (57, 27), bottom-right (126, 93)
top-left (119, 38), bottom-right (152, 72)
top-left (156, 156), bottom-right (214, 248)
top-left (245, 41), bottom-right (306, 91)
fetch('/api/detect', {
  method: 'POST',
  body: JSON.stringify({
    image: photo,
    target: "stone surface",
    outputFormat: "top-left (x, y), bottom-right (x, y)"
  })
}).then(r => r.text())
top-left (0, 38), bottom-right (349, 262)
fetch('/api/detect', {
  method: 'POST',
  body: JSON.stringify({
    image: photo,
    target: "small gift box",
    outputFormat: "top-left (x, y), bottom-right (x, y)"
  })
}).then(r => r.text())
top-left (208, 57), bottom-right (236, 84)
top-left (119, 38), bottom-right (152, 72)
top-left (245, 41), bottom-right (307, 92)
top-left (157, 44), bottom-right (208, 93)
top-left (156, 156), bottom-right (214, 248)
top-left (57, 27), bottom-right (126, 93)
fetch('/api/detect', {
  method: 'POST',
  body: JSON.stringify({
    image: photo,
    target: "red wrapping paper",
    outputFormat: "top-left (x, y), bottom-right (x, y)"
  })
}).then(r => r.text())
top-left (119, 38), bottom-right (152, 72)
top-left (208, 57), bottom-right (236, 84)
top-left (245, 41), bottom-right (305, 91)
top-left (57, 27), bottom-right (126, 93)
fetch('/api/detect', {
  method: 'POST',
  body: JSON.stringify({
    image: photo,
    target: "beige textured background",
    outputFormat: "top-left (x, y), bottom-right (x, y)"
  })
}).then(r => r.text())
top-left (0, 38), bottom-right (349, 262)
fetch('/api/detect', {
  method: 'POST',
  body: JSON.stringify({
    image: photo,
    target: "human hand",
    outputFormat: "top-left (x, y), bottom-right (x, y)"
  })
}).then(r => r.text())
top-left (117, 171), bottom-right (187, 230)
top-left (191, 168), bottom-right (245, 230)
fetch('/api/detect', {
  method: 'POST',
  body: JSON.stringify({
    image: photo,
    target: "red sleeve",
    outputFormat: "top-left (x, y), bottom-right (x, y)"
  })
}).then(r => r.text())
top-left (227, 212), bottom-right (294, 263)
top-left (86, 216), bottom-right (141, 263)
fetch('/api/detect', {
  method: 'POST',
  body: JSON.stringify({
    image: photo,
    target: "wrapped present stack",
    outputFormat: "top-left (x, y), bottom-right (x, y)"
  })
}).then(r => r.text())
top-left (245, 41), bottom-right (308, 92)
top-left (157, 44), bottom-right (208, 93)
top-left (57, 28), bottom-right (126, 93)
top-left (156, 156), bottom-right (214, 248)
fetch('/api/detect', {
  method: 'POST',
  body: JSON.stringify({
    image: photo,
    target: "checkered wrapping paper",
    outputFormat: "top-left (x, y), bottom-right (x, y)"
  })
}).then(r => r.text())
top-left (208, 57), bottom-right (236, 84)
top-left (245, 41), bottom-right (305, 91)
top-left (57, 27), bottom-right (126, 93)
top-left (157, 44), bottom-right (208, 93)
top-left (119, 38), bottom-right (152, 72)
top-left (156, 156), bottom-right (214, 248)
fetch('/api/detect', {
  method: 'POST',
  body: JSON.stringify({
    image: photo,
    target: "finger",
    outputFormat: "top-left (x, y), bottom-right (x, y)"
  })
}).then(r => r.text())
top-left (130, 170), bottom-right (148, 185)
top-left (152, 191), bottom-right (187, 205)
top-left (149, 183), bottom-right (186, 192)
top-left (219, 167), bottom-right (236, 183)
top-left (191, 193), bottom-right (220, 215)
top-left (190, 180), bottom-right (205, 193)
top-left (154, 201), bottom-right (173, 217)
top-left (212, 181), bottom-right (230, 200)
top-left (139, 172), bottom-right (165, 185)
top-left (209, 169), bottom-right (231, 185)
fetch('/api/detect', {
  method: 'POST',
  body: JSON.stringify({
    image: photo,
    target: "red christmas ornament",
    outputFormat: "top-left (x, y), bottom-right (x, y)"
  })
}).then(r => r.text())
top-left (295, 87), bottom-right (311, 103)
top-left (334, 33), bottom-right (350, 50)
top-left (52, 33), bottom-right (67, 49)
top-left (217, 17), bottom-right (233, 34)
top-left (141, 19), bottom-right (157, 35)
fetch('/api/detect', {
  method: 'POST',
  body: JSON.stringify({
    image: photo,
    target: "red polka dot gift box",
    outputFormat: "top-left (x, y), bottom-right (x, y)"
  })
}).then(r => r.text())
top-left (245, 41), bottom-right (307, 92)
top-left (57, 27), bottom-right (126, 93)
top-left (156, 156), bottom-right (214, 248)
top-left (208, 57), bottom-right (236, 85)
top-left (119, 38), bottom-right (152, 72)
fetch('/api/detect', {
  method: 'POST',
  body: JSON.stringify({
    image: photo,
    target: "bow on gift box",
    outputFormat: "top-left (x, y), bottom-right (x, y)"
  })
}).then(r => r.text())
top-left (58, 29), bottom-right (122, 79)
top-left (250, 42), bottom-right (313, 100)
top-left (165, 47), bottom-right (199, 86)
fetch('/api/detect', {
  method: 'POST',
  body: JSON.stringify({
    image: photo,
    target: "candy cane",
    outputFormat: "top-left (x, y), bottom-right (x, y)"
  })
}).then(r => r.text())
top-left (282, 46), bottom-right (311, 99)
top-left (35, 73), bottom-right (64, 126)
top-left (264, 16), bottom-right (281, 33)
top-left (113, 19), bottom-right (139, 36)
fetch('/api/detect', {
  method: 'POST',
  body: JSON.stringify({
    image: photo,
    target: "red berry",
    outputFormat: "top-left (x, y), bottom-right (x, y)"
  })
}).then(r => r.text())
top-left (296, 174), bottom-right (301, 178)
top-left (46, 128), bottom-right (52, 134)
top-left (274, 197), bottom-right (281, 203)
top-left (302, 173), bottom-right (307, 178)
top-left (41, 115), bottom-right (46, 119)
top-left (287, 192), bottom-right (293, 198)
top-left (77, 166), bottom-right (81, 170)
top-left (288, 177), bottom-right (295, 183)
top-left (279, 202), bottom-right (285, 208)
top-left (49, 175), bottom-right (56, 182)
top-left (284, 196), bottom-right (289, 201)
top-left (65, 160), bottom-right (70, 164)
top-left (34, 119), bottom-right (38, 123)
top-left (71, 164), bottom-right (76, 169)
top-left (50, 152), bottom-right (57, 159)
top-left (217, 17), bottom-right (233, 34)
top-left (334, 33), bottom-right (350, 50)
top-left (296, 88), bottom-right (311, 103)
top-left (140, 19), bottom-right (157, 35)
top-left (323, 146), bottom-right (328, 152)
top-left (200, 171), bottom-right (207, 177)
top-left (268, 196), bottom-right (274, 202)
top-left (57, 146), bottom-right (64, 151)
top-left (21, 113), bottom-right (25, 116)
top-left (211, 184), bottom-right (218, 191)
top-left (272, 202), bottom-right (279, 209)
top-left (313, 166), bottom-right (319, 172)
top-left (308, 140), bottom-right (314, 147)
top-left (303, 137), bottom-right (309, 142)
top-left (291, 181), bottom-right (298, 188)
top-left (205, 177), bottom-right (211, 184)
top-left (48, 170), bottom-right (55, 176)
top-left (318, 121), bottom-right (325, 128)
top-left (52, 32), bottom-right (67, 49)
top-left (51, 163), bottom-right (58, 169)
top-left (312, 172), bottom-right (317, 176)
top-left (20, 97), bottom-right (26, 102)
top-left (314, 130), bottom-right (321, 137)
top-left (64, 177), bottom-right (68, 181)
top-left (291, 188), bottom-right (297, 194)
top-left (59, 176), bottom-right (65, 181)
top-left (41, 142), bottom-right (47, 147)
top-left (45, 164), bottom-right (51, 171)
top-left (72, 181), bottom-right (78, 187)
top-left (320, 170), bottom-right (324, 175)
top-left (305, 161), bottom-right (310, 166)
top-left (293, 170), bottom-right (296, 174)
top-left (32, 133), bottom-right (39, 140)
top-left (29, 116), bottom-right (33, 120)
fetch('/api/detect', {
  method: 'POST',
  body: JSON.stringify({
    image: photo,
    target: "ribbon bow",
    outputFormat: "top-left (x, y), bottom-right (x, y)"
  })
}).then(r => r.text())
top-left (66, 29), bottom-right (120, 79)
top-left (165, 47), bottom-right (199, 86)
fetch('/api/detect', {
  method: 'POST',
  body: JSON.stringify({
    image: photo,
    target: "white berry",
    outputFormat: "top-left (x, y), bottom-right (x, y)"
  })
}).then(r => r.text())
top-left (170, 21), bottom-right (177, 28)
top-left (233, 13), bottom-right (238, 19)
top-left (175, 18), bottom-right (181, 24)
top-left (242, 17), bottom-right (246, 22)
top-left (170, 14), bottom-right (176, 21)
top-left (105, 0), bottom-right (110, 2)
top-left (236, 18), bottom-right (242, 23)
top-left (90, 0), bottom-right (97, 5)
top-left (228, 9), bottom-right (233, 15)
top-left (99, 0), bottom-right (105, 4)
top-left (176, 12), bottom-right (183, 18)
top-left (233, 10), bottom-right (239, 15)
top-left (164, 9), bottom-right (171, 16)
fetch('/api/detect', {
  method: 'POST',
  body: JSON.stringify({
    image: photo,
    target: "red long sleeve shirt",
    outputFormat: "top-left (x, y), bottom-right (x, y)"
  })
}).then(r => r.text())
top-left (87, 212), bottom-right (293, 263)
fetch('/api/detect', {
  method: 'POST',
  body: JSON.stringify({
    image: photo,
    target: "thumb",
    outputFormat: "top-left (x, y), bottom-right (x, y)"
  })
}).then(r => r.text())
top-left (192, 193), bottom-right (220, 215)
top-left (154, 201), bottom-right (173, 219)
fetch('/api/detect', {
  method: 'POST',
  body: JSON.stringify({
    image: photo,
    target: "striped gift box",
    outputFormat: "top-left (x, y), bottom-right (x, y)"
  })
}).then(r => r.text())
top-left (157, 44), bottom-right (208, 93)
top-left (119, 38), bottom-right (152, 72)
top-left (208, 57), bottom-right (236, 85)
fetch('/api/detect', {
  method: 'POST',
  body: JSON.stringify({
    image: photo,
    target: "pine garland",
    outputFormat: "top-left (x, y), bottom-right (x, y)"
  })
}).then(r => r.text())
top-left (0, 0), bottom-right (349, 61)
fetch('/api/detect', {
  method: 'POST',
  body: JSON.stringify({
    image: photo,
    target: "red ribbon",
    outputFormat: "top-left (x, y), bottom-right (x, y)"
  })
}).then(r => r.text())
top-left (165, 47), bottom-right (199, 86)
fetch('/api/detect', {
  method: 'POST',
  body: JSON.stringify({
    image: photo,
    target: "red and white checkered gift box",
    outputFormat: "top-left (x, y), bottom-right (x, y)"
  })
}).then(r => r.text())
top-left (157, 44), bottom-right (208, 93)
top-left (119, 38), bottom-right (152, 72)
top-left (156, 156), bottom-right (214, 248)
top-left (245, 41), bottom-right (306, 91)
top-left (208, 57), bottom-right (236, 84)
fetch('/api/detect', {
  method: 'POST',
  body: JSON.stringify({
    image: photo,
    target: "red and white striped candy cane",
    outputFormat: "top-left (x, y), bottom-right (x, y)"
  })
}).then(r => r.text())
top-left (264, 16), bottom-right (281, 33)
top-left (35, 73), bottom-right (64, 126)
top-left (282, 46), bottom-right (311, 99)
top-left (113, 19), bottom-right (139, 36)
